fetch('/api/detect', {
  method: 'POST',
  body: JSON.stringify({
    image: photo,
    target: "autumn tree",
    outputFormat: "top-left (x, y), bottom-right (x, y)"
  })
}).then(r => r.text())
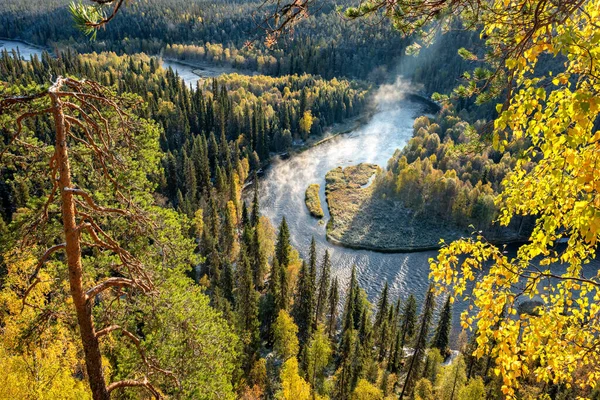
top-left (305, 324), bottom-right (332, 396)
top-left (348, 0), bottom-right (600, 394)
top-left (1, 78), bottom-right (165, 399)
top-left (278, 357), bottom-right (312, 400)
top-left (273, 310), bottom-right (300, 361)
top-left (0, 77), bottom-right (238, 399)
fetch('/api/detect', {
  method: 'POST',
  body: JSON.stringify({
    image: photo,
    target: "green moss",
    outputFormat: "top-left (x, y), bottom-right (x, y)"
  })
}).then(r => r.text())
top-left (305, 184), bottom-right (324, 218)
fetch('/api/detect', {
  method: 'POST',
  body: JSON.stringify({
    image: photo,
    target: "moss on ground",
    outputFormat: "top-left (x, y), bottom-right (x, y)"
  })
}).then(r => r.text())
top-left (305, 184), bottom-right (324, 218)
top-left (325, 163), bottom-right (469, 251)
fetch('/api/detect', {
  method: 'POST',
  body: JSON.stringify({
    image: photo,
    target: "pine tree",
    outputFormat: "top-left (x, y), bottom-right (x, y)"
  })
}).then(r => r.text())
top-left (400, 285), bottom-right (436, 399)
top-left (432, 295), bottom-right (452, 357)
top-left (315, 250), bottom-right (331, 324)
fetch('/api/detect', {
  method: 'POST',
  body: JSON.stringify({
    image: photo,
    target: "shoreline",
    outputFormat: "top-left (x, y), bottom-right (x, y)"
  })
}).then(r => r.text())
top-left (325, 232), bottom-right (529, 254)
top-left (161, 56), bottom-right (257, 79)
top-left (0, 37), bottom-right (53, 56)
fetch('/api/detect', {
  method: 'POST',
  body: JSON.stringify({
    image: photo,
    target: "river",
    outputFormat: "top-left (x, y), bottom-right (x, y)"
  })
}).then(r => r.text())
top-left (3, 38), bottom-right (598, 345)
top-left (0, 39), bottom-right (215, 86)
top-left (257, 89), bottom-right (451, 324)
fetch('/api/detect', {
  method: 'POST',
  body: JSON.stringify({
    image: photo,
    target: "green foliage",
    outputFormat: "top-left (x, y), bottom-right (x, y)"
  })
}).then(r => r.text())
top-left (306, 324), bottom-right (332, 395)
top-left (435, 356), bottom-right (467, 400)
top-left (69, 2), bottom-right (103, 39)
top-left (432, 296), bottom-right (452, 356)
top-left (352, 379), bottom-right (384, 399)
top-left (458, 377), bottom-right (485, 400)
top-left (413, 378), bottom-right (435, 400)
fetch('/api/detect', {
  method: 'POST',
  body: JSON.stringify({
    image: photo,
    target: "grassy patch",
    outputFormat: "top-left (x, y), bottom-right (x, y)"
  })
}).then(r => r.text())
top-left (305, 184), bottom-right (324, 218)
top-left (325, 163), bottom-right (469, 251)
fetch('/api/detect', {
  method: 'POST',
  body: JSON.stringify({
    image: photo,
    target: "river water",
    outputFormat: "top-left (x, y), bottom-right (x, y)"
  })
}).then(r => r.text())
top-left (3, 38), bottom-right (598, 344)
top-left (0, 39), bottom-right (208, 86)
top-left (257, 94), bottom-right (445, 317)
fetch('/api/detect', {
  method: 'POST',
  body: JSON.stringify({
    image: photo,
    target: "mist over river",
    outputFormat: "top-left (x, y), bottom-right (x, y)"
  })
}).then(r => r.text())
top-left (256, 90), bottom-right (455, 327)
top-left (4, 38), bottom-right (599, 346)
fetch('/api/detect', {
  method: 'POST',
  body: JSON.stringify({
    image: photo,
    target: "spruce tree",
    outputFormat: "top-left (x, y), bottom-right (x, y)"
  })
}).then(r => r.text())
top-left (327, 277), bottom-right (339, 339)
top-left (399, 294), bottom-right (418, 351)
top-left (292, 260), bottom-right (314, 346)
top-left (251, 172), bottom-right (260, 227)
top-left (241, 201), bottom-right (249, 226)
top-left (251, 226), bottom-right (267, 290)
top-left (432, 295), bottom-right (452, 357)
top-left (275, 217), bottom-right (291, 268)
top-left (342, 265), bottom-right (358, 333)
top-left (262, 258), bottom-right (281, 344)
top-left (400, 285), bottom-right (436, 399)
top-left (315, 250), bottom-right (331, 324)
top-left (236, 253), bottom-right (260, 374)
top-left (374, 281), bottom-right (389, 330)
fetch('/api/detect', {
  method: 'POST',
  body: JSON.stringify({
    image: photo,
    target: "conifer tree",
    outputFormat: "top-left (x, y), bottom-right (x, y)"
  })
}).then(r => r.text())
top-left (292, 260), bottom-right (314, 346)
top-left (374, 281), bottom-right (389, 330)
top-left (236, 253), bottom-right (260, 373)
top-left (327, 277), bottom-right (339, 339)
top-left (278, 255), bottom-right (290, 311)
top-left (335, 328), bottom-right (358, 400)
top-left (263, 258), bottom-right (282, 344)
top-left (315, 250), bottom-right (331, 324)
top-left (251, 172), bottom-right (260, 227)
top-left (251, 226), bottom-right (267, 290)
top-left (309, 237), bottom-right (317, 292)
top-left (275, 217), bottom-right (291, 268)
top-left (400, 285), bottom-right (436, 399)
top-left (241, 201), bottom-right (250, 226)
top-left (432, 295), bottom-right (452, 357)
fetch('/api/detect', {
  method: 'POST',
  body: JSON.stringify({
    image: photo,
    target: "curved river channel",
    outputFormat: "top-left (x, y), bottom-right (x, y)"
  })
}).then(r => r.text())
top-left (4, 38), bottom-right (599, 343)
top-left (257, 97), bottom-right (447, 322)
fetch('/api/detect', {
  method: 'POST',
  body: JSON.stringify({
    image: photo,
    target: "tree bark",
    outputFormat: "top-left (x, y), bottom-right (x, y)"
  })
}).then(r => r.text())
top-left (50, 84), bottom-right (109, 400)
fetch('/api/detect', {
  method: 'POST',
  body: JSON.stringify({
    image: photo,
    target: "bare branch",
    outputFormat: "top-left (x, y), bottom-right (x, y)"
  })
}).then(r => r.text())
top-left (19, 243), bottom-right (66, 311)
top-left (86, 277), bottom-right (136, 301)
top-left (107, 377), bottom-right (161, 399)
top-left (65, 188), bottom-right (130, 216)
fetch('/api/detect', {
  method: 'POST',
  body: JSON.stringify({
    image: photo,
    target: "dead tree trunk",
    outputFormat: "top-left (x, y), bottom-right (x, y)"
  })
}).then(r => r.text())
top-left (49, 84), bottom-right (110, 400)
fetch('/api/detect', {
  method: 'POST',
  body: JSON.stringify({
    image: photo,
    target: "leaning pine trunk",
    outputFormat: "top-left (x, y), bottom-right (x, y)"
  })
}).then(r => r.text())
top-left (50, 86), bottom-right (110, 400)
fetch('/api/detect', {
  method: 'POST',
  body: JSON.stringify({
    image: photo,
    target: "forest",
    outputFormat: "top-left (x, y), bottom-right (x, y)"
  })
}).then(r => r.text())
top-left (1, 0), bottom-right (600, 399)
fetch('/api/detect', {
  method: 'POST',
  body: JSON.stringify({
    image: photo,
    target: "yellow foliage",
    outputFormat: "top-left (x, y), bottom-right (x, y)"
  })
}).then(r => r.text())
top-left (0, 250), bottom-right (91, 399)
top-left (352, 379), bottom-right (384, 400)
top-left (427, 0), bottom-right (600, 397)
top-left (278, 357), bottom-right (312, 400)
